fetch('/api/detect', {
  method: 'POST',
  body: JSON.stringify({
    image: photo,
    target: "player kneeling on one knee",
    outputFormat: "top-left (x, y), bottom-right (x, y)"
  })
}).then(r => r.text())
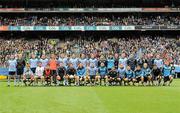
top-left (76, 63), bottom-right (86, 86)
top-left (57, 63), bottom-right (66, 86)
top-left (87, 64), bottom-right (98, 85)
top-left (152, 64), bottom-right (162, 86)
top-left (162, 61), bottom-right (173, 86)
top-left (133, 65), bottom-right (144, 85)
top-left (117, 64), bottom-right (126, 85)
top-left (108, 67), bottom-right (118, 86)
top-left (44, 65), bottom-right (51, 85)
top-left (98, 63), bottom-right (108, 86)
top-left (66, 63), bottom-right (76, 86)
top-left (124, 65), bottom-right (134, 86)
top-left (23, 64), bottom-right (34, 86)
top-left (35, 62), bottom-right (45, 85)
top-left (142, 63), bottom-right (152, 85)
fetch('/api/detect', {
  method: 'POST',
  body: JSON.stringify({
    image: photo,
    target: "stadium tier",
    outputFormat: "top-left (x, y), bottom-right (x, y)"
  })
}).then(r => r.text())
top-left (0, 14), bottom-right (180, 26)
top-left (0, 0), bottom-right (180, 8)
top-left (0, 13), bottom-right (180, 31)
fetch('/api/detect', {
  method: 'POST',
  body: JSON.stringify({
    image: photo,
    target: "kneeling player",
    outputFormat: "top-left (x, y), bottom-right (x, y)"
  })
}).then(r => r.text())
top-left (35, 62), bottom-right (45, 86)
top-left (87, 64), bottom-right (98, 86)
top-left (108, 67), bottom-right (118, 86)
top-left (133, 65), bottom-right (144, 86)
top-left (162, 61), bottom-right (173, 86)
top-left (76, 63), bottom-right (86, 86)
top-left (98, 63), bottom-right (108, 86)
top-left (66, 63), bottom-right (76, 86)
top-left (117, 64), bottom-right (126, 85)
top-left (142, 63), bottom-right (152, 86)
top-left (152, 64), bottom-right (162, 86)
top-left (23, 64), bottom-right (34, 86)
top-left (57, 63), bottom-right (66, 86)
top-left (44, 65), bottom-right (51, 85)
top-left (124, 65), bottom-right (134, 86)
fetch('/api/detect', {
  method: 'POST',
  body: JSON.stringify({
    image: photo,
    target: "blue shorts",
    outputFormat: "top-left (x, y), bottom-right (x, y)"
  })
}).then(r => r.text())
top-left (8, 71), bottom-right (16, 76)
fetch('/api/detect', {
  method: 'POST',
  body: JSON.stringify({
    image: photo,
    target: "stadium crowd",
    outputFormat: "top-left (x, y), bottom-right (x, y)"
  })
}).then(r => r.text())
top-left (1, 33), bottom-right (180, 87)
top-left (0, 14), bottom-right (180, 26)
top-left (1, 34), bottom-right (180, 66)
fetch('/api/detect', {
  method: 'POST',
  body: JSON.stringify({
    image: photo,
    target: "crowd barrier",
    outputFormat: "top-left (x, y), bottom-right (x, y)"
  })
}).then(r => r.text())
top-left (1, 25), bottom-right (180, 31)
top-left (0, 68), bottom-right (8, 80)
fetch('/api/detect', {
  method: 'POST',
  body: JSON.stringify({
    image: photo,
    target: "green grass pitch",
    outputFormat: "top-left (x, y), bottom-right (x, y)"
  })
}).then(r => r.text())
top-left (0, 80), bottom-right (180, 113)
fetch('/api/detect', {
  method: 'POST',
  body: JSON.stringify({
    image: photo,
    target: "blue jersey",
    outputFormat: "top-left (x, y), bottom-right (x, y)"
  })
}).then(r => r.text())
top-left (107, 58), bottom-right (115, 69)
top-left (142, 68), bottom-right (151, 76)
top-left (89, 58), bottom-right (98, 67)
top-left (98, 66), bottom-right (107, 76)
top-left (77, 67), bottom-right (86, 77)
top-left (118, 67), bottom-right (126, 77)
top-left (8, 59), bottom-right (17, 72)
top-left (39, 59), bottom-right (48, 68)
top-left (88, 67), bottom-right (98, 76)
top-left (79, 58), bottom-right (87, 67)
top-left (29, 58), bottom-right (38, 68)
top-left (69, 58), bottom-right (78, 68)
top-left (154, 59), bottom-right (163, 69)
top-left (58, 57), bottom-right (68, 66)
top-left (162, 65), bottom-right (172, 77)
top-left (135, 70), bottom-right (143, 77)
top-left (119, 58), bottom-right (128, 68)
top-left (125, 70), bottom-right (134, 78)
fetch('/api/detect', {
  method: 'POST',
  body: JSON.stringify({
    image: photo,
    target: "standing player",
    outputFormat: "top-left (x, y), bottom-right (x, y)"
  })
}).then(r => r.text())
top-left (58, 53), bottom-right (68, 67)
top-left (69, 54), bottom-right (79, 69)
top-left (162, 61), bottom-right (173, 86)
top-left (127, 54), bottom-right (137, 71)
top-left (98, 63), bottom-right (108, 86)
top-left (137, 55), bottom-right (147, 68)
top-left (76, 63), bottom-right (86, 86)
top-left (79, 53), bottom-right (88, 67)
top-left (49, 54), bottom-right (58, 85)
top-left (39, 54), bottom-right (49, 68)
top-left (114, 53), bottom-right (119, 69)
top-left (88, 54), bottom-right (98, 67)
top-left (35, 62), bottom-right (45, 86)
top-left (23, 63), bottom-right (34, 86)
top-left (16, 54), bottom-right (26, 86)
top-left (98, 55), bottom-right (107, 67)
top-left (7, 55), bottom-right (17, 86)
top-left (154, 54), bottom-right (164, 69)
top-left (29, 54), bottom-right (38, 74)
top-left (119, 53), bottom-right (128, 69)
top-left (151, 64), bottom-right (162, 86)
top-left (147, 54), bottom-right (154, 69)
top-left (107, 54), bottom-right (115, 71)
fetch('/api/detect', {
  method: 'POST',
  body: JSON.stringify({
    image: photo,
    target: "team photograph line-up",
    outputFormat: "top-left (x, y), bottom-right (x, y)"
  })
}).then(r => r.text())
top-left (1, 0), bottom-right (180, 113)
top-left (6, 53), bottom-right (175, 87)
